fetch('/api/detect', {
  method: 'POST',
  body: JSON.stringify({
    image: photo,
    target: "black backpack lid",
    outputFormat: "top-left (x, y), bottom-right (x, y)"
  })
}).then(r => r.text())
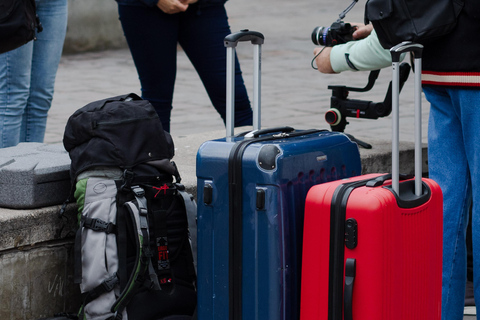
top-left (63, 93), bottom-right (174, 179)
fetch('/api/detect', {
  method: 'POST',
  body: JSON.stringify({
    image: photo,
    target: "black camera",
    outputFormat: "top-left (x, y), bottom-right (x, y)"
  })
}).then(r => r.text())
top-left (311, 21), bottom-right (355, 47)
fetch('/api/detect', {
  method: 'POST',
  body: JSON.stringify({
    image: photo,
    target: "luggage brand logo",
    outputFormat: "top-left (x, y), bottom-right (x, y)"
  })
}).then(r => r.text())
top-left (317, 155), bottom-right (328, 162)
top-left (157, 236), bottom-right (171, 270)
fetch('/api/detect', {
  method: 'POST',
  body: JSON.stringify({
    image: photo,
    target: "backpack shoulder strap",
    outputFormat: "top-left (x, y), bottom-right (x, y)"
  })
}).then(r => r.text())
top-left (131, 186), bottom-right (162, 291)
top-left (112, 185), bottom-right (161, 317)
top-left (176, 185), bottom-right (197, 274)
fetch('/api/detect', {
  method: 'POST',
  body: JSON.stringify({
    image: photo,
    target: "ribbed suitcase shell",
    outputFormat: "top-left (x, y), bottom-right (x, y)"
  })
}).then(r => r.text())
top-left (300, 174), bottom-right (443, 320)
top-left (197, 130), bottom-right (362, 320)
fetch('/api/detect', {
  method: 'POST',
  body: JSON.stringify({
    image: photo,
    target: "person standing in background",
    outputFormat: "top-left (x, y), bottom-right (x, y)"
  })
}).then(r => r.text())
top-left (0, 0), bottom-right (68, 148)
top-left (115, 0), bottom-right (253, 132)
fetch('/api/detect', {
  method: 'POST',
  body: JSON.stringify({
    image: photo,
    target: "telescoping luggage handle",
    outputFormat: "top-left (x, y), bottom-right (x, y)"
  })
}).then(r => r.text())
top-left (224, 30), bottom-right (264, 138)
top-left (390, 42), bottom-right (423, 196)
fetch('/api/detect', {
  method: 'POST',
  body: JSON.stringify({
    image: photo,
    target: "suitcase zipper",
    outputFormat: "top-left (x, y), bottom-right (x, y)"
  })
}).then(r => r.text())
top-left (92, 116), bottom-right (157, 129)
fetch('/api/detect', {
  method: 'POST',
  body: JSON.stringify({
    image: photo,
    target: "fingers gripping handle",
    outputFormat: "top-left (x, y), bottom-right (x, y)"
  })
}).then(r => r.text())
top-left (225, 30), bottom-right (264, 138)
top-left (390, 42), bottom-right (424, 196)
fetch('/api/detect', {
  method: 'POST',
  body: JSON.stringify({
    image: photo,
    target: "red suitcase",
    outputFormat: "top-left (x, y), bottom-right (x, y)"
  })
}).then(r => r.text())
top-left (300, 43), bottom-right (443, 320)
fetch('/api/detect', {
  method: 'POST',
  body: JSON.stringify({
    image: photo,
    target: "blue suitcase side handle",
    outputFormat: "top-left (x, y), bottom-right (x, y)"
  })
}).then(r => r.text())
top-left (224, 29), bottom-right (265, 48)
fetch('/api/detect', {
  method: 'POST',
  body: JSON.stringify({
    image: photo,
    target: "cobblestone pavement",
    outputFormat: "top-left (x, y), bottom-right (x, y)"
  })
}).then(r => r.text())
top-left (46, 0), bottom-right (429, 147)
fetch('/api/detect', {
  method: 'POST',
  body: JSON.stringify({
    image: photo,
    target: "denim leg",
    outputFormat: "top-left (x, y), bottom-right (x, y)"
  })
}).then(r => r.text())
top-left (451, 89), bottom-right (480, 314)
top-left (0, 43), bottom-right (33, 148)
top-left (21, 0), bottom-right (67, 142)
top-left (424, 86), bottom-right (480, 320)
top-left (0, 0), bottom-right (66, 147)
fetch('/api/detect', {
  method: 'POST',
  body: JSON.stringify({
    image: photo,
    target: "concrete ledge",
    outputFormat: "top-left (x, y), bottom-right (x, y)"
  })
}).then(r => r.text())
top-left (64, 0), bottom-right (127, 53)
top-left (359, 138), bottom-right (428, 175)
top-left (0, 131), bottom-right (427, 319)
top-left (0, 204), bottom-right (77, 252)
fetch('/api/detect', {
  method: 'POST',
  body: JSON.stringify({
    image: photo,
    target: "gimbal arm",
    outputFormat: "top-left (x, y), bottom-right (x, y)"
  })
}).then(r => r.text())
top-left (325, 62), bottom-right (411, 133)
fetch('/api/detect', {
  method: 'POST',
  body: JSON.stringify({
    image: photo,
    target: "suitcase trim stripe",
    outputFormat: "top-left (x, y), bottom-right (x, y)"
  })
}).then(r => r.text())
top-left (228, 128), bottom-right (325, 320)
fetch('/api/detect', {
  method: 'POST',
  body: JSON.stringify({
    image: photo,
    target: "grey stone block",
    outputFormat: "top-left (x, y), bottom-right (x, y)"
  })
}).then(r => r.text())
top-left (0, 143), bottom-right (71, 209)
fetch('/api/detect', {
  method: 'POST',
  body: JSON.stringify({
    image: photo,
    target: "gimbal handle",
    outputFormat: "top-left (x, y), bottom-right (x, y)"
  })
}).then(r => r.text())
top-left (325, 62), bottom-right (411, 134)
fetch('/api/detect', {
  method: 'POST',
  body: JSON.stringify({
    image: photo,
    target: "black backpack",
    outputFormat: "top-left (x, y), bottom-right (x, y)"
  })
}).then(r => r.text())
top-left (62, 94), bottom-right (197, 320)
top-left (63, 93), bottom-right (174, 181)
top-left (365, 0), bottom-right (464, 49)
top-left (0, 0), bottom-right (43, 54)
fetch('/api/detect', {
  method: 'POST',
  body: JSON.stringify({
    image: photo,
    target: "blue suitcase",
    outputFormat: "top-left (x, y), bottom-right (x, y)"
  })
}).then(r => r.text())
top-left (196, 30), bottom-right (362, 320)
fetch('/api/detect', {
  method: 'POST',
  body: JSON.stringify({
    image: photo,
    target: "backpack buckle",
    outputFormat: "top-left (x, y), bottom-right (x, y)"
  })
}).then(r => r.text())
top-left (102, 273), bottom-right (119, 292)
top-left (92, 218), bottom-right (109, 231)
top-left (132, 186), bottom-right (145, 198)
top-left (120, 170), bottom-right (135, 191)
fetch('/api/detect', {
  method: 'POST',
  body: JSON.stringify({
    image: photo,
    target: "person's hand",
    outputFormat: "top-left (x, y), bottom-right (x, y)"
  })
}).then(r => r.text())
top-left (352, 24), bottom-right (373, 40)
top-left (157, 0), bottom-right (189, 14)
top-left (313, 47), bottom-right (336, 74)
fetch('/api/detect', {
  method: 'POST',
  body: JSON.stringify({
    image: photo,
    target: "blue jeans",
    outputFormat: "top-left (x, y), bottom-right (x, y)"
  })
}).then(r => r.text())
top-left (117, 3), bottom-right (252, 132)
top-left (0, 0), bottom-right (67, 148)
top-left (424, 86), bottom-right (480, 320)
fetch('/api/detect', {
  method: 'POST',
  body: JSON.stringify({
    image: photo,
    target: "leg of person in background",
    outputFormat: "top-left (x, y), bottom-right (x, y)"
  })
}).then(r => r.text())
top-left (117, 5), bottom-right (179, 132)
top-left (0, 0), bottom-right (67, 148)
top-left (21, 0), bottom-right (68, 143)
top-left (0, 44), bottom-right (33, 148)
top-left (450, 89), bottom-right (480, 317)
top-left (178, 4), bottom-right (252, 127)
top-left (425, 86), bottom-right (480, 320)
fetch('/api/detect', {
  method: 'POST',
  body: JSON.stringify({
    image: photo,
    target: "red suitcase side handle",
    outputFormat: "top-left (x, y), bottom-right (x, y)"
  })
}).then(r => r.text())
top-left (344, 258), bottom-right (356, 320)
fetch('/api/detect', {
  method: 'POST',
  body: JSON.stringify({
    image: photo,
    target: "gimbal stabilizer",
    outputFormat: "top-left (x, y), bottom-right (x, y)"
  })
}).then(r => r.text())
top-left (325, 62), bottom-right (411, 148)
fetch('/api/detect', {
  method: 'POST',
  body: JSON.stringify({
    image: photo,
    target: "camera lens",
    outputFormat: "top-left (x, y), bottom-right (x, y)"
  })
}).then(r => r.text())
top-left (311, 26), bottom-right (328, 46)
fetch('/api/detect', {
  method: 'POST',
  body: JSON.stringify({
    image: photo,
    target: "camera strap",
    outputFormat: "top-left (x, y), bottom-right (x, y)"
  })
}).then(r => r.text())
top-left (337, 0), bottom-right (359, 22)
top-left (311, 46), bottom-right (327, 70)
